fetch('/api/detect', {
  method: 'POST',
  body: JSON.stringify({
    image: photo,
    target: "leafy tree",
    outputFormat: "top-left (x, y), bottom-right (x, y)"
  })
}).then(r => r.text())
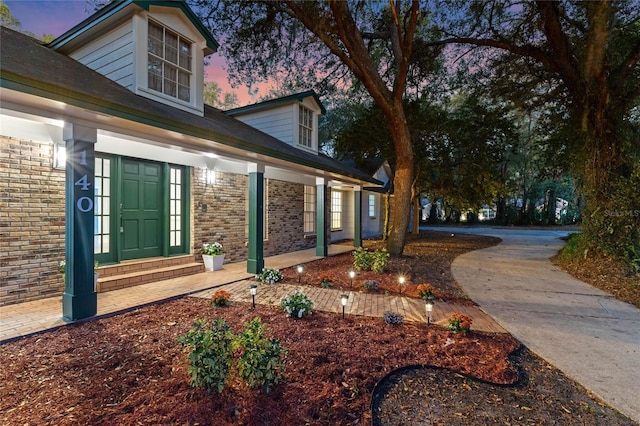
top-left (435, 0), bottom-right (640, 260)
top-left (203, 81), bottom-right (239, 109)
top-left (0, 1), bottom-right (20, 30)
top-left (191, 0), bottom-right (441, 256)
top-left (1, 1), bottom-right (54, 42)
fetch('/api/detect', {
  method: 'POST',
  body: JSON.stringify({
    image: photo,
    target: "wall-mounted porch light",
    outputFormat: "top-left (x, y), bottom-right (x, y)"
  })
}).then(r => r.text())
top-left (53, 143), bottom-right (66, 169)
top-left (206, 168), bottom-right (216, 185)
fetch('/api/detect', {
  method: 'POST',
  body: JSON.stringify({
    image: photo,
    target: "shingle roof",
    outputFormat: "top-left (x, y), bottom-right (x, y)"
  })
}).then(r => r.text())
top-left (225, 90), bottom-right (327, 116)
top-left (0, 27), bottom-right (379, 186)
top-left (48, 0), bottom-right (219, 54)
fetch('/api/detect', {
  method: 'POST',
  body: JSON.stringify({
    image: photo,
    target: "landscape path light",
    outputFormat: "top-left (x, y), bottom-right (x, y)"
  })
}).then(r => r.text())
top-left (249, 285), bottom-right (257, 309)
top-left (349, 270), bottom-right (355, 288)
top-left (398, 275), bottom-right (406, 294)
top-left (296, 265), bottom-right (304, 284)
top-left (340, 294), bottom-right (349, 319)
top-left (425, 299), bottom-right (434, 326)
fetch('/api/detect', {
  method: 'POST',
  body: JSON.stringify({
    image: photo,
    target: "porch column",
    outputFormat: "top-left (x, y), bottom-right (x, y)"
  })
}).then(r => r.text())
top-left (316, 177), bottom-right (328, 257)
top-left (62, 123), bottom-right (97, 321)
top-left (354, 186), bottom-right (362, 247)
top-left (247, 164), bottom-right (264, 274)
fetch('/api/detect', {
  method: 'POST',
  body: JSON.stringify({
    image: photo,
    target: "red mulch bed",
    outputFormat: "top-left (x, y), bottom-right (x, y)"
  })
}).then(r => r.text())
top-left (0, 231), bottom-right (633, 425)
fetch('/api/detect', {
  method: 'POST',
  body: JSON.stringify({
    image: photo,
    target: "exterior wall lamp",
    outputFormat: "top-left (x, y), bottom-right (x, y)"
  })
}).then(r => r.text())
top-left (53, 143), bottom-right (66, 169)
top-left (206, 168), bottom-right (216, 185)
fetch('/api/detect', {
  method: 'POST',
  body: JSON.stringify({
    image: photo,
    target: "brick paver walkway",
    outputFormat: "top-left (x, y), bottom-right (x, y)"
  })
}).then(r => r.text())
top-left (1, 244), bottom-right (505, 343)
top-left (193, 281), bottom-right (506, 333)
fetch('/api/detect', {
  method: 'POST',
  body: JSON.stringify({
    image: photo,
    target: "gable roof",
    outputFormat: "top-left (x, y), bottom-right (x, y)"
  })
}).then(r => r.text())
top-left (225, 90), bottom-right (327, 116)
top-left (48, 0), bottom-right (219, 54)
top-left (0, 27), bottom-right (378, 186)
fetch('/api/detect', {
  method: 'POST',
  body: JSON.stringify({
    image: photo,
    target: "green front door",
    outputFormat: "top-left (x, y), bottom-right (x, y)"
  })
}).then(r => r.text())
top-left (121, 159), bottom-right (163, 260)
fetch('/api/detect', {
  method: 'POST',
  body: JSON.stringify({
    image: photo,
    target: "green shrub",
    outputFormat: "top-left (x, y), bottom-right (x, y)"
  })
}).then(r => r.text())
top-left (176, 318), bottom-right (234, 392)
top-left (353, 247), bottom-right (373, 271)
top-left (371, 249), bottom-right (389, 273)
top-left (236, 317), bottom-right (287, 393)
top-left (353, 247), bottom-right (389, 273)
top-left (280, 290), bottom-right (314, 318)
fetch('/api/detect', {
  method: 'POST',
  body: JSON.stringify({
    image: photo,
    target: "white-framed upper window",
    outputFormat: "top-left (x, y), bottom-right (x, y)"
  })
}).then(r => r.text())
top-left (148, 20), bottom-right (192, 102)
top-left (331, 190), bottom-right (342, 230)
top-left (304, 185), bottom-right (316, 234)
top-left (298, 105), bottom-right (313, 148)
top-left (368, 193), bottom-right (376, 218)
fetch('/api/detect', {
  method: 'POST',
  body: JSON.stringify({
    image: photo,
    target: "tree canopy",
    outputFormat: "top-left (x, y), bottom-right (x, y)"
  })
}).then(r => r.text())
top-left (193, 0), bottom-right (446, 256)
top-left (433, 0), bottom-right (639, 260)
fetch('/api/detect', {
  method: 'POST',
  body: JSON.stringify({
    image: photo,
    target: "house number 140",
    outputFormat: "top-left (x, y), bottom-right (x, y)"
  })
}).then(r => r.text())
top-left (74, 149), bottom-right (93, 213)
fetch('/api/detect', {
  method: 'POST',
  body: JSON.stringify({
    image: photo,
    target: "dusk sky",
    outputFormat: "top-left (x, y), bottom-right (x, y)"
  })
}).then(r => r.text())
top-left (4, 0), bottom-right (261, 105)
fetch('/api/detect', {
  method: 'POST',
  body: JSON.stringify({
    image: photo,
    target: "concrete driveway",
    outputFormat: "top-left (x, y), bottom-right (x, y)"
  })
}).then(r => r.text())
top-left (425, 226), bottom-right (640, 423)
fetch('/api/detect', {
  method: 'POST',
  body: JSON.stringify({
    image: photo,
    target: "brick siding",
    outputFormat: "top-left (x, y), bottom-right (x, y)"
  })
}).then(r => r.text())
top-left (0, 137), bottom-right (66, 306)
top-left (1, 140), bottom-right (319, 306)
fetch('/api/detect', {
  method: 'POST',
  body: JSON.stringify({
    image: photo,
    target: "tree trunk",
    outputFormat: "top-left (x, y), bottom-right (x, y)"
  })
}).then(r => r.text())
top-left (382, 191), bottom-right (391, 241)
top-left (385, 110), bottom-right (414, 256)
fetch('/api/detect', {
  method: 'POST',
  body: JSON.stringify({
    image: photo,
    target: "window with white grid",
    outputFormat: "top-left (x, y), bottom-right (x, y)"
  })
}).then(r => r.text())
top-left (304, 185), bottom-right (316, 234)
top-left (94, 157), bottom-right (111, 254)
top-left (298, 105), bottom-right (313, 148)
top-left (169, 167), bottom-right (182, 247)
top-left (369, 194), bottom-right (376, 218)
top-left (331, 190), bottom-right (342, 230)
top-left (148, 20), bottom-right (192, 102)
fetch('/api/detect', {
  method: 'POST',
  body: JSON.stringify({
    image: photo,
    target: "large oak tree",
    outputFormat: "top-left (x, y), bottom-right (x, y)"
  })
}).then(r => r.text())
top-left (193, 0), bottom-right (427, 256)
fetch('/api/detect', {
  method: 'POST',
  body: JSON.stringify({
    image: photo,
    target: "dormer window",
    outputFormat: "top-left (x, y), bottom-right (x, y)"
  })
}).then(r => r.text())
top-left (148, 20), bottom-right (192, 102)
top-left (298, 105), bottom-right (313, 148)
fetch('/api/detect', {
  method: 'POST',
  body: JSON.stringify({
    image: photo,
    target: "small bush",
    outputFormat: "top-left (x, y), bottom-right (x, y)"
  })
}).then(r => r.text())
top-left (176, 318), bottom-right (234, 392)
top-left (383, 311), bottom-right (404, 325)
top-left (211, 289), bottom-right (232, 307)
top-left (362, 279), bottom-right (379, 292)
top-left (353, 247), bottom-right (373, 271)
top-left (319, 273), bottom-right (334, 288)
top-left (280, 290), bottom-right (314, 319)
top-left (447, 313), bottom-right (473, 333)
top-left (236, 317), bottom-right (287, 393)
top-left (256, 268), bottom-right (283, 284)
top-left (371, 249), bottom-right (389, 273)
top-left (353, 247), bottom-right (389, 273)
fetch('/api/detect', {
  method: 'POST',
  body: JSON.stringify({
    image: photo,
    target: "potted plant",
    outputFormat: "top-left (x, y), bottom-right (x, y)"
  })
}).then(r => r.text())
top-left (202, 242), bottom-right (224, 271)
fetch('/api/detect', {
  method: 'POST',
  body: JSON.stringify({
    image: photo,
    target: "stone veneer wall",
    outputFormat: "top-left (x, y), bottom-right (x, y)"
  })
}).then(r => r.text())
top-left (0, 136), bottom-right (66, 306)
